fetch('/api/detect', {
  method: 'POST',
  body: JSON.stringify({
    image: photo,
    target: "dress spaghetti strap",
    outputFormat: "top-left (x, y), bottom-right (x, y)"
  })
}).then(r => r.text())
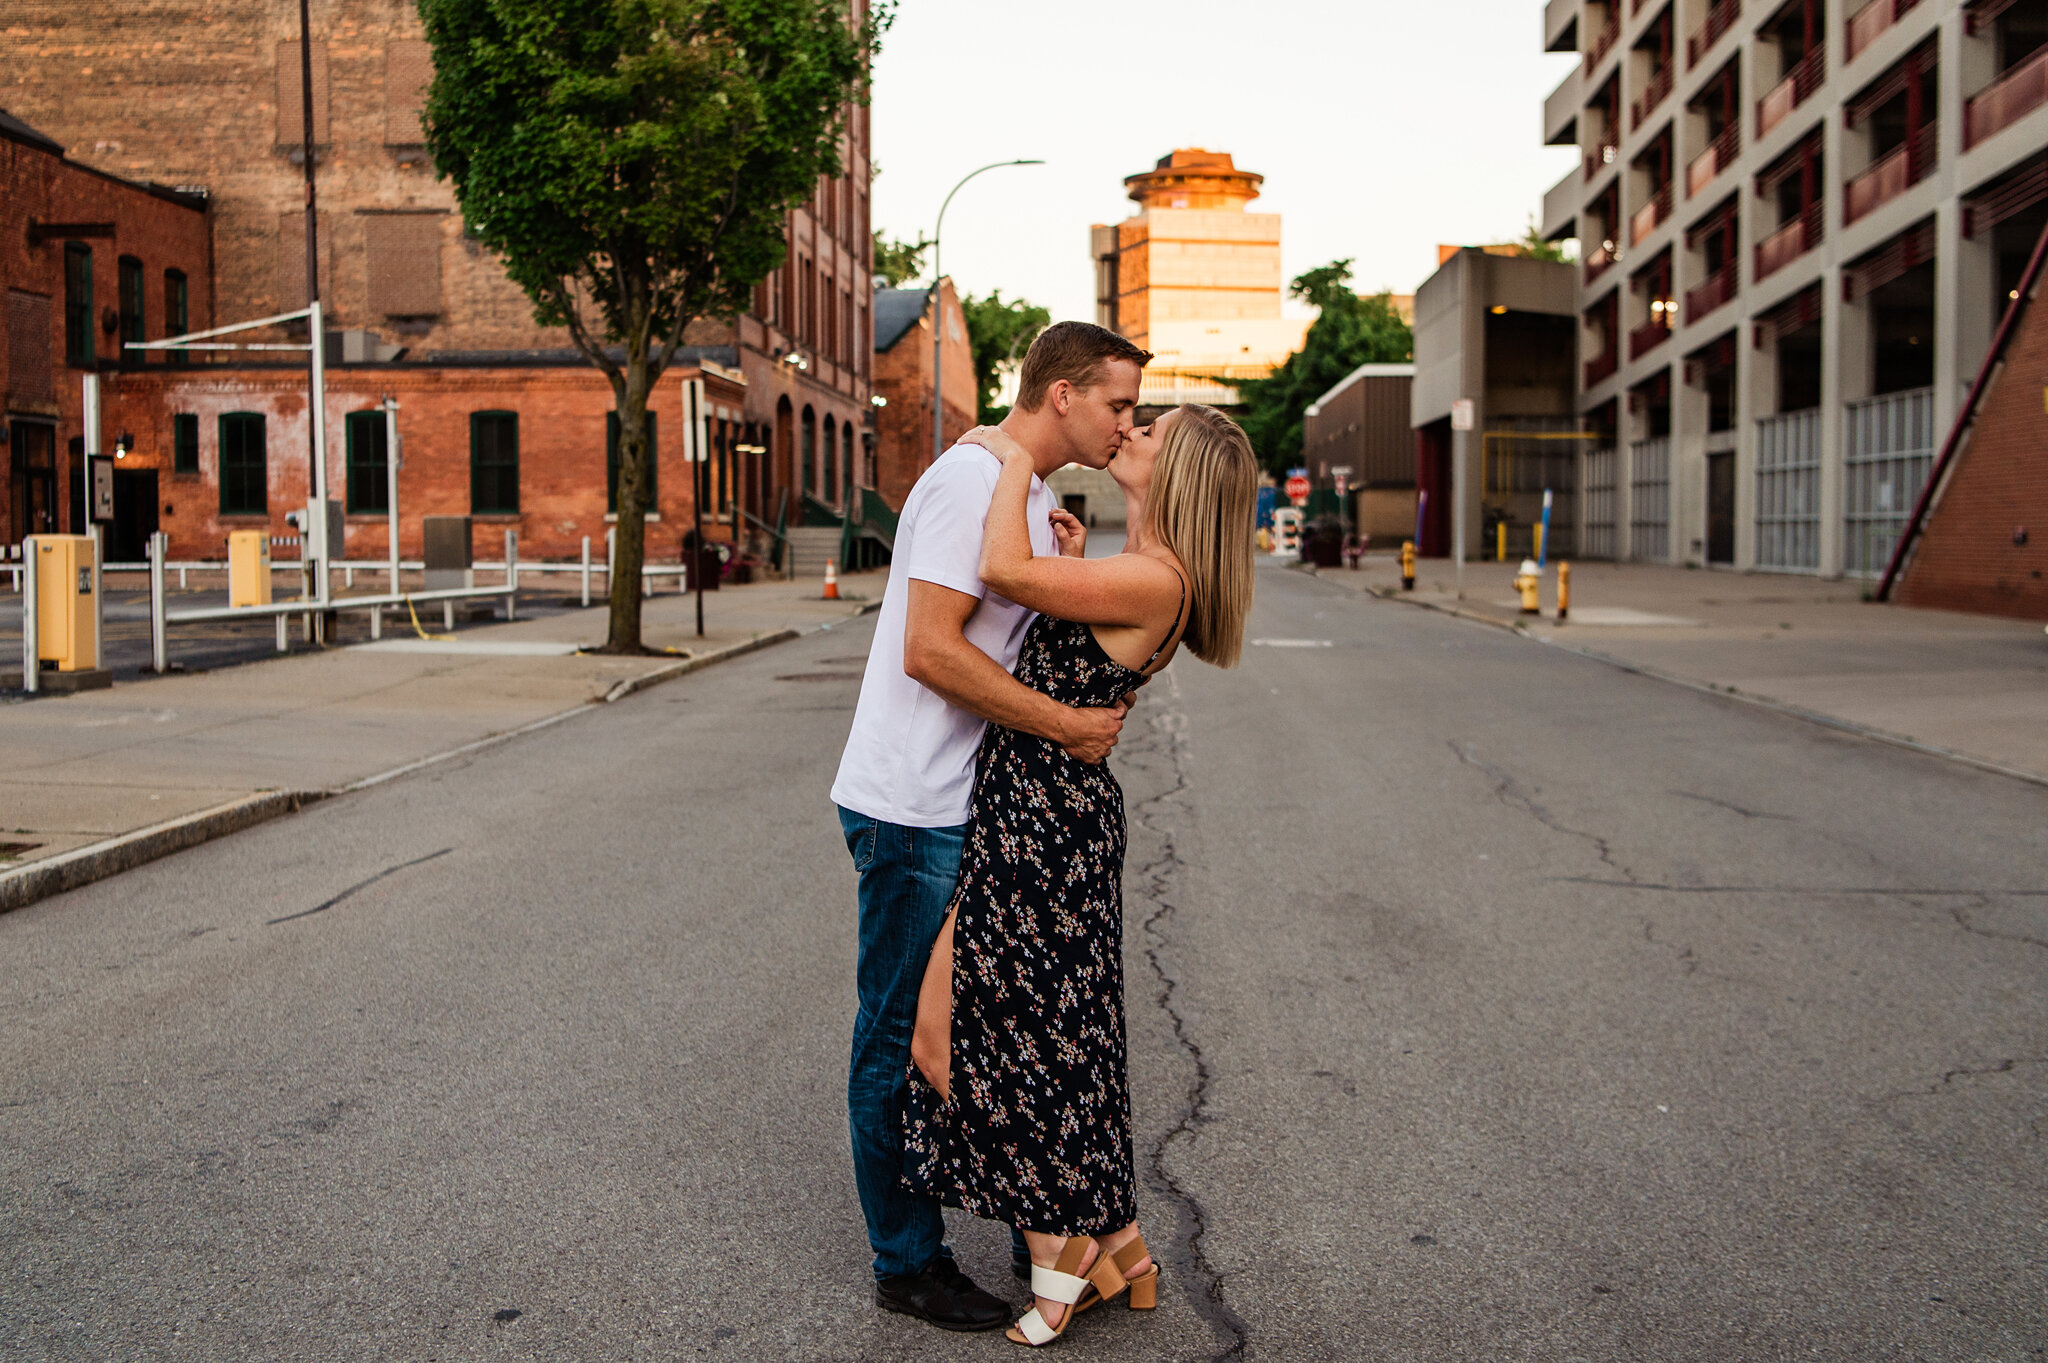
top-left (1139, 565), bottom-right (1188, 675)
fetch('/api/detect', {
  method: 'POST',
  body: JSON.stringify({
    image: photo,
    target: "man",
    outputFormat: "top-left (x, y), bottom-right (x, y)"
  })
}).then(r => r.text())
top-left (832, 321), bottom-right (1153, 1331)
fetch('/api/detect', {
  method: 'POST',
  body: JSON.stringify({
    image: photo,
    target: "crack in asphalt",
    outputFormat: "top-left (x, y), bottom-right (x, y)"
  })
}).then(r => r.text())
top-left (1873, 1057), bottom-right (2047, 1105)
top-left (1668, 790), bottom-right (1796, 821)
top-left (1451, 740), bottom-right (1639, 883)
top-left (266, 848), bottom-right (454, 925)
top-left (1947, 895), bottom-right (2048, 952)
top-left (1127, 679), bottom-right (1249, 1362)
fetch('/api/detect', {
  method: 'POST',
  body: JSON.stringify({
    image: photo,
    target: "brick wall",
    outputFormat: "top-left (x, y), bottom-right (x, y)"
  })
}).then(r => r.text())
top-left (1894, 277), bottom-right (2048, 621)
top-left (3, 1), bottom-right (876, 453)
top-left (870, 281), bottom-right (975, 510)
top-left (1, 119), bottom-right (212, 542)
top-left (101, 362), bottom-right (747, 561)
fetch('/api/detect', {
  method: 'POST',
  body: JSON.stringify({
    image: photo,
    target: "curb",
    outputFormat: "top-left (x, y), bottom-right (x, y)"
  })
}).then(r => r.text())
top-left (1316, 568), bottom-right (2048, 792)
top-left (0, 604), bottom-right (881, 916)
top-left (0, 791), bottom-right (326, 915)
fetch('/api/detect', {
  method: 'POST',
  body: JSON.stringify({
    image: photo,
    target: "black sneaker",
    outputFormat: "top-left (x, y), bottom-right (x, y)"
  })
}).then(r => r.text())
top-left (875, 1261), bottom-right (1008, 1332)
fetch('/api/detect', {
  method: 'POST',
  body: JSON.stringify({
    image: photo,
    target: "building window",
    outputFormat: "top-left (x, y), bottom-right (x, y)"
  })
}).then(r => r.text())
top-left (219, 412), bottom-right (268, 514)
top-left (64, 243), bottom-right (94, 367)
top-left (607, 410), bottom-right (659, 513)
top-left (384, 40), bottom-right (433, 145)
top-left (275, 40), bottom-right (331, 144)
top-left (172, 413), bottom-right (199, 473)
top-left (470, 410), bottom-right (519, 514)
top-left (164, 269), bottom-right (189, 366)
top-left (118, 256), bottom-right (145, 355)
top-left (364, 213), bottom-right (444, 316)
top-left (801, 407), bottom-right (817, 496)
top-left (345, 410), bottom-right (390, 513)
top-left (823, 414), bottom-right (838, 502)
top-left (843, 422), bottom-right (855, 495)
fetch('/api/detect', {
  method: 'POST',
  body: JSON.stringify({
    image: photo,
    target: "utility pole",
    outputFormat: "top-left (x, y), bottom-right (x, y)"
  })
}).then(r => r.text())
top-left (931, 160), bottom-right (1043, 464)
top-left (297, 0), bottom-right (331, 608)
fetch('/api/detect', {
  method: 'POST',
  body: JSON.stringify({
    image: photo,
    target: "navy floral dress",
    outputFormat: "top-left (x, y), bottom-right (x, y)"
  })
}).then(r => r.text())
top-left (902, 587), bottom-right (1183, 1238)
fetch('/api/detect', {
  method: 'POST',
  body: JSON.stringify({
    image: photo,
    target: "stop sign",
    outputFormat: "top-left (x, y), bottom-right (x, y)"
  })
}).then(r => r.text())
top-left (1284, 474), bottom-right (1311, 505)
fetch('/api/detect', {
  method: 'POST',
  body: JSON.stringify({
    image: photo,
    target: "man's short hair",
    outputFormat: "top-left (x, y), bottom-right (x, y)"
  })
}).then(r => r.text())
top-left (1014, 322), bottom-right (1153, 413)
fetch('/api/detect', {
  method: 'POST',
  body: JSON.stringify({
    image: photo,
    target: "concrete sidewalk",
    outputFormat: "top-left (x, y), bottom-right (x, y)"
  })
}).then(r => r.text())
top-left (0, 571), bottom-right (878, 909)
top-left (1304, 553), bottom-right (2048, 785)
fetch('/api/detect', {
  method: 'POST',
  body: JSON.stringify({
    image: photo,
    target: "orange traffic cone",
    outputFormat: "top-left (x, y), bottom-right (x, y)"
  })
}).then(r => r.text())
top-left (822, 558), bottom-right (840, 600)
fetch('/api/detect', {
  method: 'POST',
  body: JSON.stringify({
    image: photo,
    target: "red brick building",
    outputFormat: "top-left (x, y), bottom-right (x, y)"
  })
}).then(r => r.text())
top-left (2, 109), bottom-right (212, 551)
top-left (870, 281), bottom-right (976, 510)
top-left (1890, 227), bottom-right (2048, 622)
top-left (4, 1), bottom-right (874, 562)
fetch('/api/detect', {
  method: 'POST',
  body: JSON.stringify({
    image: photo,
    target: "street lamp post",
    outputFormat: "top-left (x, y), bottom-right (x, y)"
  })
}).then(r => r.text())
top-left (932, 159), bottom-right (1043, 464)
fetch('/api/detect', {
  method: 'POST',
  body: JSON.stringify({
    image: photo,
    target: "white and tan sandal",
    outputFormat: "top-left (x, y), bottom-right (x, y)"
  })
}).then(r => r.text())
top-left (1076, 1233), bottom-right (1160, 1313)
top-left (1006, 1236), bottom-right (1125, 1347)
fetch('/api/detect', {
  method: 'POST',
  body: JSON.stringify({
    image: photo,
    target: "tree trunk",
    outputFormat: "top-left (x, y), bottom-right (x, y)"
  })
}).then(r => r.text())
top-left (605, 280), bottom-right (655, 652)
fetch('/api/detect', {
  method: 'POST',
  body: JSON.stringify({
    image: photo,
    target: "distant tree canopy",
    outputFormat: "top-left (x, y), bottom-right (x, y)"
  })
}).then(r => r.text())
top-left (961, 290), bottom-right (1050, 423)
top-left (1518, 215), bottom-right (1574, 263)
top-left (872, 231), bottom-right (931, 288)
top-left (1228, 260), bottom-right (1413, 477)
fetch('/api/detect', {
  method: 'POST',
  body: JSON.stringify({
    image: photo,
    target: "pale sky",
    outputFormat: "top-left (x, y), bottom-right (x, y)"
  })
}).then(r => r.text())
top-left (869, 0), bottom-right (1581, 322)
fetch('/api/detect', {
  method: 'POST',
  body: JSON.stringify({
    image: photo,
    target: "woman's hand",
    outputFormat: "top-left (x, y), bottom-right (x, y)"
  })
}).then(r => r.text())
top-left (1049, 508), bottom-right (1087, 558)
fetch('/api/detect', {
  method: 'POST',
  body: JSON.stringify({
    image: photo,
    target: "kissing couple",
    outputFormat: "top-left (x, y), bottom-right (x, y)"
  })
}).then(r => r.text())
top-left (833, 321), bottom-right (1257, 1346)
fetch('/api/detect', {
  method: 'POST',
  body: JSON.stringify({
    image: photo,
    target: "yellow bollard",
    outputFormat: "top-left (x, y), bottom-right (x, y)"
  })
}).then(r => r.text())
top-left (1514, 558), bottom-right (1540, 614)
top-left (1496, 522), bottom-right (1507, 561)
top-left (1557, 560), bottom-right (1570, 622)
top-left (1534, 523), bottom-right (1546, 564)
top-left (1400, 540), bottom-right (1416, 591)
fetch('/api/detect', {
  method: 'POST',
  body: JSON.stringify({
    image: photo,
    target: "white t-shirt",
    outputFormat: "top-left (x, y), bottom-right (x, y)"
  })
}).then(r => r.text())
top-left (831, 443), bottom-right (1056, 827)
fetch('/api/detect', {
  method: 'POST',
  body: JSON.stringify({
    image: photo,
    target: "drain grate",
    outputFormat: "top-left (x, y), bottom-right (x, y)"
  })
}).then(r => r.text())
top-left (0, 841), bottom-right (41, 860)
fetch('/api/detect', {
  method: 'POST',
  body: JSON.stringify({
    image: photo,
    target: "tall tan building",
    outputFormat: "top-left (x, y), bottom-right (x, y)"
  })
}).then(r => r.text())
top-left (1091, 149), bottom-right (1309, 407)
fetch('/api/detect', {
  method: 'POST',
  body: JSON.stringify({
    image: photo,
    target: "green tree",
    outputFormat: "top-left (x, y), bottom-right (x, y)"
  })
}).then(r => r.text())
top-left (960, 290), bottom-right (1050, 423)
top-left (1518, 214), bottom-right (1573, 263)
top-left (872, 231), bottom-right (932, 288)
top-left (420, 0), bottom-right (888, 652)
top-left (1228, 260), bottom-right (1413, 476)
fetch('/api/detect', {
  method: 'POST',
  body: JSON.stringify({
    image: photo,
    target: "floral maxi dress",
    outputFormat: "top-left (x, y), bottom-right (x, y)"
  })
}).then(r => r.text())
top-left (902, 594), bottom-right (1182, 1238)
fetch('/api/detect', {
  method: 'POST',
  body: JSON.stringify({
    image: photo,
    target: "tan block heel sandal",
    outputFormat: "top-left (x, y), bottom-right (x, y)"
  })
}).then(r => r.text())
top-left (1076, 1233), bottom-right (1160, 1313)
top-left (1007, 1237), bottom-right (1126, 1347)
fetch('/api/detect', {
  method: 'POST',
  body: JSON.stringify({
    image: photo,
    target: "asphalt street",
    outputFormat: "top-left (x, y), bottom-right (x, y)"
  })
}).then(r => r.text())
top-left (2, 560), bottom-right (2043, 1361)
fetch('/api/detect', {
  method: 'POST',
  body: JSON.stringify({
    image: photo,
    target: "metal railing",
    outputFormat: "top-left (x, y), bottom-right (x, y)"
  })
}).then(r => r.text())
top-left (1756, 201), bottom-right (1823, 281)
top-left (1756, 408), bottom-right (1822, 571)
top-left (1844, 387), bottom-right (1935, 578)
top-left (1631, 183), bottom-right (1673, 244)
top-left (1965, 44), bottom-right (2048, 150)
top-left (1846, 0), bottom-right (1923, 64)
top-left (1628, 437), bottom-right (1671, 562)
top-left (1688, 0), bottom-right (1740, 67)
top-left (1687, 123), bottom-right (1741, 197)
top-left (1583, 447), bottom-right (1619, 559)
top-left (1845, 123), bottom-right (1938, 225)
top-left (1632, 63), bottom-right (1676, 130)
top-left (1758, 46), bottom-right (1826, 138)
top-left (1685, 265), bottom-right (1737, 324)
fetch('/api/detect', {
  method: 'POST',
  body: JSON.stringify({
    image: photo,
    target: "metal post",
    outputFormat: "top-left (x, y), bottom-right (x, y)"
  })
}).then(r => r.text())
top-left (443, 599), bottom-right (454, 632)
top-left (685, 376), bottom-right (706, 638)
top-left (276, 613), bottom-right (289, 652)
top-left (149, 531), bottom-right (167, 673)
top-left (308, 299), bottom-right (330, 608)
top-left (504, 528), bottom-right (518, 621)
top-left (81, 373), bottom-right (99, 533)
top-left (1452, 428), bottom-right (1468, 600)
top-left (21, 538), bottom-right (38, 695)
top-left (580, 535), bottom-right (592, 608)
top-left (931, 159), bottom-right (1044, 465)
top-left (606, 525), bottom-right (616, 596)
top-left (383, 397), bottom-right (401, 592)
top-left (91, 524), bottom-right (104, 672)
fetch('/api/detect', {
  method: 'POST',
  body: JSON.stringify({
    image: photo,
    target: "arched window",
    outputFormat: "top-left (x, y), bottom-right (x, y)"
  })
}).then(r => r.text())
top-left (801, 406), bottom-right (817, 497)
top-left (344, 409), bottom-right (389, 513)
top-left (219, 412), bottom-right (268, 515)
top-left (843, 422), bottom-right (856, 496)
top-left (822, 414), bottom-right (837, 503)
top-left (469, 410), bottom-right (520, 514)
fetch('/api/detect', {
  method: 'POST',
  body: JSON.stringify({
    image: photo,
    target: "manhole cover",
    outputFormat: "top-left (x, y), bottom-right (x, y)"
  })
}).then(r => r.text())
top-left (775, 672), bottom-right (863, 682)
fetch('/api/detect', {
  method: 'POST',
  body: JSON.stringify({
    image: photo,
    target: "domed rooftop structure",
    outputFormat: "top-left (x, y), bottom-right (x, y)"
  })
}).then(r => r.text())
top-left (1122, 148), bottom-right (1263, 212)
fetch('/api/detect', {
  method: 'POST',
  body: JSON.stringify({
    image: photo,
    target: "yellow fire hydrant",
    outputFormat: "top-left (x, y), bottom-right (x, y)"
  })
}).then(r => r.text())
top-left (1515, 558), bottom-right (1541, 614)
top-left (1557, 561), bottom-right (1571, 622)
top-left (1400, 540), bottom-right (1416, 592)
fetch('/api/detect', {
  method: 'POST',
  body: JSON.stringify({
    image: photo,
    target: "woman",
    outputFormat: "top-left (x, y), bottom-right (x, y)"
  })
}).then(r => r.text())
top-left (902, 403), bottom-right (1257, 1347)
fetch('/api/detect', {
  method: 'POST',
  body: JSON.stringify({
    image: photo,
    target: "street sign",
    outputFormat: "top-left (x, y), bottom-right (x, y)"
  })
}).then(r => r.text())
top-left (1331, 465), bottom-right (1352, 500)
top-left (1284, 470), bottom-right (1311, 506)
top-left (1451, 399), bottom-right (1475, 432)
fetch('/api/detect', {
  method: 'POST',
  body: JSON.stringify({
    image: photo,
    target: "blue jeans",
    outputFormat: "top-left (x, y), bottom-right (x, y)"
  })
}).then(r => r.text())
top-left (841, 806), bottom-right (967, 1279)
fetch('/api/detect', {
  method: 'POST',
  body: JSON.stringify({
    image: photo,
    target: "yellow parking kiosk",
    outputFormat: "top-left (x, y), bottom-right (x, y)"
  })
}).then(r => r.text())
top-left (228, 529), bottom-right (272, 607)
top-left (31, 534), bottom-right (98, 672)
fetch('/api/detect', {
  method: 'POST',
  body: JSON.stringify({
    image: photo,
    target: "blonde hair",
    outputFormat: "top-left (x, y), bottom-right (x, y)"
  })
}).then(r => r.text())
top-left (1144, 404), bottom-right (1257, 668)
